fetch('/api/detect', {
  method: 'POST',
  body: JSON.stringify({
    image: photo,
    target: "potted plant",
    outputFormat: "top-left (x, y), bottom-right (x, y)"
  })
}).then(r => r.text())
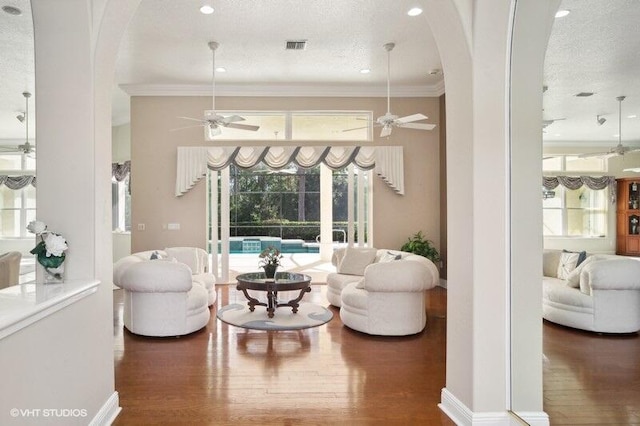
top-left (400, 231), bottom-right (440, 264)
top-left (259, 245), bottom-right (283, 279)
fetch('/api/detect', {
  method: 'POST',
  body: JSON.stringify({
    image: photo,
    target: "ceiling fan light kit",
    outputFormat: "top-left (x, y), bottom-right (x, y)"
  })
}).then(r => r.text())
top-left (580, 96), bottom-right (640, 159)
top-left (0, 91), bottom-right (35, 156)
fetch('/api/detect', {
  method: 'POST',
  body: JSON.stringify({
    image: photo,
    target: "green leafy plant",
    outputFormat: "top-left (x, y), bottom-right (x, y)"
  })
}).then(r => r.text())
top-left (400, 231), bottom-right (440, 263)
top-left (258, 245), bottom-right (283, 267)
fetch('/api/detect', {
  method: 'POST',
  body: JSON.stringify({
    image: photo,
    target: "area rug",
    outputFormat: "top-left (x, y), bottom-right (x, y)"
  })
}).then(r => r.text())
top-left (217, 302), bottom-right (333, 331)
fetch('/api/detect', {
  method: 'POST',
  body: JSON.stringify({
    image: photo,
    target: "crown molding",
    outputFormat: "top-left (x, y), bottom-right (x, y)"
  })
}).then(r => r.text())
top-left (119, 81), bottom-right (446, 98)
top-left (543, 140), bottom-right (640, 148)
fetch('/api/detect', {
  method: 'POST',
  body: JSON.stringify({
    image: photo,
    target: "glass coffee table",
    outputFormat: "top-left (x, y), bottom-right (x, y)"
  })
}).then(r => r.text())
top-left (236, 272), bottom-right (312, 318)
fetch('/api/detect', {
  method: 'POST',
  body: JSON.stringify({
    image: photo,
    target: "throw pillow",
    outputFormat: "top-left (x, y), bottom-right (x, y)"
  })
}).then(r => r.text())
top-left (565, 255), bottom-right (596, 288)
top-left (562, 249), bottom-right (587, 267)
top-left (337, 247), bottom-right (378, 276)
top-left (557, 251), bottom-right (580, 280)
top-left (150, 251), bottom-right (162, 260)
top-left (378, 251), bottom-right (402, 263)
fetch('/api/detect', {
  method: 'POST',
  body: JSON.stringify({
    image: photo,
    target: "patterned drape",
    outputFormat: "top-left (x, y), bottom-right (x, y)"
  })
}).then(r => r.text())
top-left (175, 145), bottom-right (405, 196)
top-left (542, 175), bottom-right (616, 202)
top-left (0, 175), bottom-right (36, 190)
top-left (112, 160), bottom-right (131, 193)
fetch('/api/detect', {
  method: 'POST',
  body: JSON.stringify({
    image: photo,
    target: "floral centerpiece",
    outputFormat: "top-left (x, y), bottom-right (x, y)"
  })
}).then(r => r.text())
top-left (258, 245), bottom-right (282, 279)
top-left (27, 220), bottom-right (68, 283)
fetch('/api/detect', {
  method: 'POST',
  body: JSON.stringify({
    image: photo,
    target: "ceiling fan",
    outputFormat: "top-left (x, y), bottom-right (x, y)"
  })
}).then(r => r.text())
top-left (344, 42), bottom-right (436, 138)
top-left (580, 96), bottom-right (640, 158)
top-left (0, 91), bottom-right (36, 157)
top-left (173, 41), bottom-right (260, 139)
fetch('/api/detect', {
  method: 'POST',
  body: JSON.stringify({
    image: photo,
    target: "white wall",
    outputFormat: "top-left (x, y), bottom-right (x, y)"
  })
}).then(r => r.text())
top-left (0, 1), bottom-right (141, 424)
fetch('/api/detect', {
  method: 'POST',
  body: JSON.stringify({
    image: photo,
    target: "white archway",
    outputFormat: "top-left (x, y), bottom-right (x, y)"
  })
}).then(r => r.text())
top-left (20, 0), bottom-right (555, 423)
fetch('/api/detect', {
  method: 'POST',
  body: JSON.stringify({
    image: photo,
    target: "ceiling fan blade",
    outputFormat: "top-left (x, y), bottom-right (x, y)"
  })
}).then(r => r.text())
top-left (396, 113), bottom-right (428, 124)
top-left (178, 116), bottom-right (207, 123)
top-left (170, 124), bottom-right (207, 131)
top-left (400, 122), bottom-right (436, 131)
top-left (225, 123), bottom-right (260, 131)
top-left (222, 115), bottom-right (246, 124)
top-left (578, 151), bottom-right (617, 159)
top-left (380, 126), bottom-right (392, 138)
top-left (342, 125), bottom-right (369, 132)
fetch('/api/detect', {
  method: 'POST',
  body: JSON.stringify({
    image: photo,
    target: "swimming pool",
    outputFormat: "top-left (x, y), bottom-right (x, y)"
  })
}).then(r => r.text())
top-left (216, 237), bottom-right (320, 254)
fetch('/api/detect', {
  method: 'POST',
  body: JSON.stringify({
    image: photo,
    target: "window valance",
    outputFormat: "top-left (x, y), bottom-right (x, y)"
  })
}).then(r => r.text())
top-left (175, 145), bottom-right (404, 196)
top-left (542, 175), bottom-right (616, 201)
top-left (112, 161), bottom-right (130, 182)
top-left (0, 175), bottom-right (36, 190)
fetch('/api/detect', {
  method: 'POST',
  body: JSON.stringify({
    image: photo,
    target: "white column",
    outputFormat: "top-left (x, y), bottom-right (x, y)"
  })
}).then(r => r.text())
top-left (366, 170), bottom-right (374, 247)
top-left (209, 170), bottom-right (219, 279)
top-left (347, 165), bottom-right (355, 247)
top-left (221, 168), bottom-right (230, 283)
top-left (357, 168), bottom-right (365, 247)
top-left (320, 164), bottom-right (333, 261)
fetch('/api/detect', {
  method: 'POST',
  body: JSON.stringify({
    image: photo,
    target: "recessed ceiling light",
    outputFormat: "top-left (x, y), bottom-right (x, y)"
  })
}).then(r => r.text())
top-left (215, 67), bottom-right (226, 73)
top-left (428, 69), bottom-right (441, 76)
top-left (407, 7), bottom-right (423, 17)
top-left (554, 134), bottom-right (562, 137)
top-left (360, 68), bottom-right (371, 74)
top-left (555, 9), bottom-right (570, 18)
top-left (200, 5), bottom-right (214, 14)
top-left (613, 134), bottom-right (620, 138)
top-left (628, 114), bottom-right (638, 119)
top-left (2, 5), bottom-right (22, 15)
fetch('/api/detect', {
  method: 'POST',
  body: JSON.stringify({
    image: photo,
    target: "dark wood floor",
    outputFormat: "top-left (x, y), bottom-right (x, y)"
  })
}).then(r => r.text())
top-left (542, 320), bottom-right (640, 425)
top-left (113, 285), bottom-right (454, 425)
top-left (114, 286), bottom-right (640, 425)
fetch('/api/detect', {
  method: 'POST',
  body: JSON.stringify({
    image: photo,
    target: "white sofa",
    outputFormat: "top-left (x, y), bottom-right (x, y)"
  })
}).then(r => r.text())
top-left (543, 249), bottom-right (640, 333)
top-left (328, 247), bottom-right (439, 335)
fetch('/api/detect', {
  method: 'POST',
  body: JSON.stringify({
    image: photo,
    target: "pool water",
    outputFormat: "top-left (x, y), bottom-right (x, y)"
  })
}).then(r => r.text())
top-left (217, 237), bottom-right (320, 254)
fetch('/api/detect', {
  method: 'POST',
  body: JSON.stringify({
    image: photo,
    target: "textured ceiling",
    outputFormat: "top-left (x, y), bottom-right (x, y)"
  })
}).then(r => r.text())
top-left (543, 0), bottom-right (640, 144)
top-left (1, 0), bottom-right (639, 148)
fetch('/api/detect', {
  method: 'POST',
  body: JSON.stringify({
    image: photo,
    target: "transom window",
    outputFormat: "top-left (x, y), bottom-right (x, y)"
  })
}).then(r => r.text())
top-left (213, 111), bottom-right (371, 141)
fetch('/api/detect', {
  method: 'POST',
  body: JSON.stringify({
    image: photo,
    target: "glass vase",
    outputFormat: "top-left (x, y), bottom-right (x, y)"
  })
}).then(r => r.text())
top-left (40, 262), bottom-right (65, 284)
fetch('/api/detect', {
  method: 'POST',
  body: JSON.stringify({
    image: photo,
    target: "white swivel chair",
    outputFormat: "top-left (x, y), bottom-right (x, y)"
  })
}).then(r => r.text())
top-left (118, 260), bottom-right (210, 337)
top-left (340, 257), bottom-right (439, 336)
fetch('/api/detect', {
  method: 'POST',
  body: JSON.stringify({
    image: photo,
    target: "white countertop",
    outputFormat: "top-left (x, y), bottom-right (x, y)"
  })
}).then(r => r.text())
top-left (0, 279), bottom-right (100, 340)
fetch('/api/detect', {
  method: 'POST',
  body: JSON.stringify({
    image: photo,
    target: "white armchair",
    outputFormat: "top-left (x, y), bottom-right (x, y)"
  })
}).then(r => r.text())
top-left (338, 250), bottom-right (439, 336)
top-left (117, 260), bottom-right (210, 337)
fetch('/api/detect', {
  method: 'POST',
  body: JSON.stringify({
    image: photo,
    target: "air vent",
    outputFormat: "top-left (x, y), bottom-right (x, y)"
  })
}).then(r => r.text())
top-left (575, 92), bottom-right (594, 97)
top-left (285, 40), bottom-right (307, 50)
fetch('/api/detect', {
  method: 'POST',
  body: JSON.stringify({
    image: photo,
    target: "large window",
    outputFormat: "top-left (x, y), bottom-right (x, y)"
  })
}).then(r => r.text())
top-left (543, 155), bottom-right (608, 237)
top-left (0, 153), bottom-right (36, 238)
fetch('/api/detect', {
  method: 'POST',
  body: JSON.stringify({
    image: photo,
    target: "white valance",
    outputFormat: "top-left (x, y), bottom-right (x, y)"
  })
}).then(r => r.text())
top-left (175, 145), bottom-right (404, 196)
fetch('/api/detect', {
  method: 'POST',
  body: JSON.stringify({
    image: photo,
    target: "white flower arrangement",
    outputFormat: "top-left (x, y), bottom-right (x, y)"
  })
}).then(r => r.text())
top-left (27, 220), bottom-right (68, 279)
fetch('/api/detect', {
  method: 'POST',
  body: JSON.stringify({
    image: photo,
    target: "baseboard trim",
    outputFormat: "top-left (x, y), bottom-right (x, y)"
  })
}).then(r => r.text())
top-left (88, 391), bottom-right (121, 426)
top-left (439, 388), bottom-right (535, 426)
top-left (512, 411), bottom-right (549, 426)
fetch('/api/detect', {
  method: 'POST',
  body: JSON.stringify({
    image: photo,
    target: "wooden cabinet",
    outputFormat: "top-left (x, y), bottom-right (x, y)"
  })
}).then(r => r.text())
top-left (616, 178), bottom-right (640, 256)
